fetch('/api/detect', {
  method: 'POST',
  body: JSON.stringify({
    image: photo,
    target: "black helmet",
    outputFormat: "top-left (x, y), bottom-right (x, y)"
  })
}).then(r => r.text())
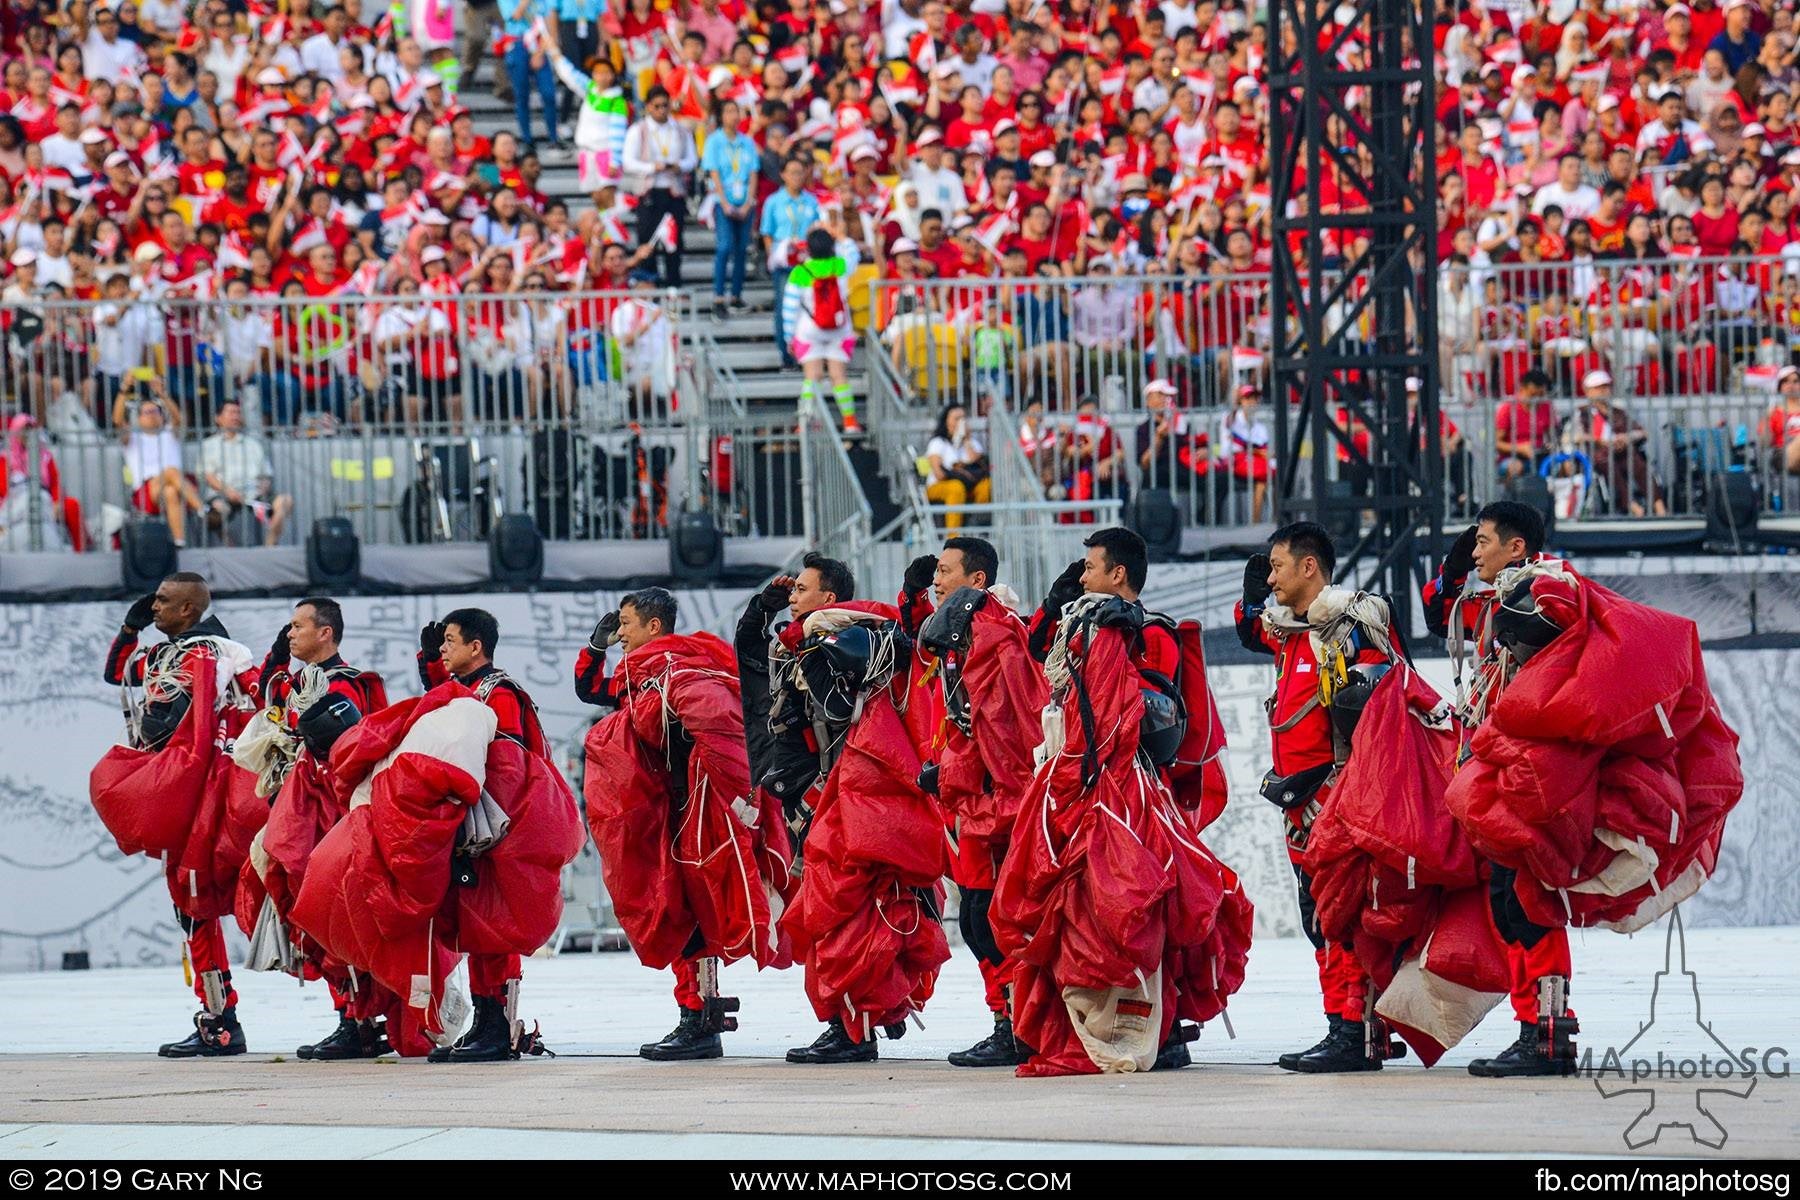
top-left (1089, 594), bottom-right (1145, 633)
top-left (1137, 668), bottom-right (1188, 768)
top-left (1491, 579), bottom-right (1563, 664)
top-left (135, 692), bottom-right (193, 753)
top-left (798, 623), bottom-right (876, 725)
top-left (919, 586), bottom-right (987, 658)
top-left (298, 693), bottom-right (362, 760)
top-left (1329, 662), bottom-right (1392, 747)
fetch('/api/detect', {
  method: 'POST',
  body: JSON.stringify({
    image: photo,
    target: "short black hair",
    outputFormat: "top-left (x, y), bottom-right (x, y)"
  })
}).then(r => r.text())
top-left (621, 586), bottom-right (678, 633)
top-left (1084, 526), bottom-right (1148, 592)
top-left (164, 570), bottom-right (208, 586)
top-left (805, 227), bottom-right (835, 259)
top-left (1477, 500), bottom-right (1546, 557)
top-left (801, 551), bottom-right (855, 603)
top-left (1269, 520), bottom-right (1336, 577)
top-left (443, 607), bottom-right (499, 658)
top-left (298, 596), bottom-right (344, 643)
top-left (941, 535), bottom-right (998, 587)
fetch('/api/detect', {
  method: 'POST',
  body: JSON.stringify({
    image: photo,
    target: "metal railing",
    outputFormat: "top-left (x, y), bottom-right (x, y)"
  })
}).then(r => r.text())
top-left (868, 261), bottom-right (1800, 528)
top-left (797, 390), bottom-right (874, 576)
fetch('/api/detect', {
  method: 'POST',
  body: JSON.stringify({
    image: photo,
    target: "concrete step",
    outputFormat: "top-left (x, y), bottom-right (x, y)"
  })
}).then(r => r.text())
top-left (724, 371), bottom-right (867, 403)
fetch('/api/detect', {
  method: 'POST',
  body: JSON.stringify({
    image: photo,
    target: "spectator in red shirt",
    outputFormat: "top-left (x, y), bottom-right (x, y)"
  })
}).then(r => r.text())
top-left (1495, 369), bottom-right (1559, 479)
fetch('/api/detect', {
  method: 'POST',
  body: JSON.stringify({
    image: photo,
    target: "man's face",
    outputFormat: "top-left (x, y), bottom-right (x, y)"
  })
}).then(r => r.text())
top-left (288, 604), bottom-right (336, 664)
top-left (151, 579), bottom-right (201, 636)
top-left (932, 547), bottom-right (987, 603)
top-left (616, 601), bottom-right (664, 653)
top-left (137, 402), bottom-right (164, 432)
top-left (789, 567), bottom-right (838, 618)
top-left (1559, 157), bottom-right (1580, 188)
top-left (1473, 519), bottom-right (1528, 584)
top-left (648, 94), bottom-right (670, 121)
top-left (1266, 540), bottom-right (1323, 609)
top-left (440, 622), bottom-right (485, 676)
top-left (920, 216), bottom-right (943, 246)
top-left (162, 212), bottom-right (189, 248)
top-left (782, 161), bottom-right (807, 191)
top-left (216, 402), bottom-right (242, 431)
top-left (1079, 545), bottom-right (1127, 598)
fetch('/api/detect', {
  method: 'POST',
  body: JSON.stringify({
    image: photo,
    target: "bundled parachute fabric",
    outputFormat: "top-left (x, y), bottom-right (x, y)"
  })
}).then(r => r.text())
top-left (1444, 574), bottom-right (1744, 934)
top-left (290, 685), bottom-right (500, 1045)
top-left (932, 595), bottom-right (1050, 843)
top-left (1163, 619), bottom-right (1230, 827)
top-left (1304, 666), bottom-right (1508, 1064)
top-left (777, 603), bottom-right (950, 1042)
top-left (89, 639), bottom-right (260, 921)
top-left (992, 601), bottom-right (1249, 1076)
top-left (584, 632), bottom-right (794, 972)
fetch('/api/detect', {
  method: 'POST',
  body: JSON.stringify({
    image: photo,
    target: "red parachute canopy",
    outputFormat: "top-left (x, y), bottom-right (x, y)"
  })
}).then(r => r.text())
top-left (934, 600), bottom-right (1050, 843)
top-left (1445, 578), bottom-right (1743, 932)
top-left (584, 631), bottom-right (794, 972)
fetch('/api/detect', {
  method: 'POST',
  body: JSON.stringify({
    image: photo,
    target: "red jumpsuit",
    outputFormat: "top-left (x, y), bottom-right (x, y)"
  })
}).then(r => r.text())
top-left (1233, 598), bottom-right (1387, 1022)
top-left (1422, 554), bottom-right (1575, 1024)
top-left (259, 649), bottom-right (391, 1018)
top-left (573, 643), bottom-right (704, 1012)
top-left (421, 654), bottom-right (547, 999)
top-left (105, 619), bottom-right (259, 1012)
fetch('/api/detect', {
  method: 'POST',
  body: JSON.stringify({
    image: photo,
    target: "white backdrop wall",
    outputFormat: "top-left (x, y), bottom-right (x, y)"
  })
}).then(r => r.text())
top-left (1, 592), bottom-right (1791, 974)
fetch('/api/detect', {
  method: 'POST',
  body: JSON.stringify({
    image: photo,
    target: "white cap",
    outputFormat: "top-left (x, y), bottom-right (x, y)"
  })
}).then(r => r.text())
top-left (10, 248), bottom-right (36, 266)
top-left (419, 70), bottom-right (443, 87)
top-left (256, 68), bottom-right (285, 85)
top-left (1144, 379), bottom-right (1178, 395)
top-left (1666, 2), bottom-right (1691, 15)
top-left (1744, 121), bottom-right (1767, 137)
top-left (350, 94), bottom-right (377, 109)
top-left (1726, 0), bottom-right (1750, 11)
top-left (1583, 368), bottom-right (1613, 389)
top-left (1783, 148), bottom-right (1800, 164)
top-left (891, 237), bottom-right (919, 254)
top-left (932, 62), bottom-right (960, 78)
top-left (1405, 375), bottom-right (1423, 390)
top-left (1778, 364), bottom-right (1799, 382)
top-left (951, 213), bottom-right (976, 231)
top-left (79, 128), bottom-right (109, 145)
top-left (992, 118), bottom-right (1018, 136)
top-left (850, 144), bottom-right (880, 162)
top-left (134, 242), bottom-right (164, 263)
top-left (1598, 94), bottom-right (1621, 111)
top-left (421, 245), bottom-right (448, 264)
top-left (1512, 64), bottom-right (1538, 86)
top-left (1028, 149), bottom-right (1056, 167)
top-left (707, 66), bottom-right (735, 90)
top-left (420, 208), bottom-right (452, 225)
top-left (104, 150), bottom-right (131, 168)
top-left (915, 127), bottom-right (943, 147)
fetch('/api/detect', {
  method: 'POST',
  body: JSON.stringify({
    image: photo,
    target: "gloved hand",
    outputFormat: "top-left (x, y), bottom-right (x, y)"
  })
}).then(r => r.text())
top-left (1043, 558), bottom-right (1085, 616)
top-left (1444, 523), bottom-right (1479, 583)
top-left (589, 611), bottom-right (621, 652)
top-left (268, 625), bottom-right (291, 669)
top-left (122, 593), bottom-right (156, 634)
top-left (903, 554), bottom-right (938, 595)
top-left (915, 761), bottom-right (940, 795)
top-left (419, 620), bottom-right (447, 661)
top-left (1242, 553), bottom-right (1274, 609)
top-left (758, 575), bottom-right (796, 612)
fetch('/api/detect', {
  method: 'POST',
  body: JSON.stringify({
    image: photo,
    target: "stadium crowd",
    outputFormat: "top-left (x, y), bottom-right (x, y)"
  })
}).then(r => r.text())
top-left (3, 0), bottom-right (1800, 550)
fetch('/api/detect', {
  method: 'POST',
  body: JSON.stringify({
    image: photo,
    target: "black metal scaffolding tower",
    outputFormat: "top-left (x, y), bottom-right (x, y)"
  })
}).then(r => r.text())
top-left (1268, 0), bottom-right (1442, 636)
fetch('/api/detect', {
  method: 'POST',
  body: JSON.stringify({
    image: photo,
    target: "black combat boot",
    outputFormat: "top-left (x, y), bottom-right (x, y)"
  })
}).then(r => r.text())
top-left (640, 1006), bottom-right (723, 1061)
top-left (1289, 1013), bottom-right (1384, 1073)
top-left (947, 1014), bottom-right (1024, 1068)
top-left (1468, 1017), bottom-right (1580, 1078)
top-left (297, 1014), bottom-right (388, 1061)
top-left (785, 1017), bottom-right (878, 1064)
top-left (158, 1007), bottom-right (248, 1058)
top-left (427, 995), bottom-right (514, 1063)
top-left (1277, 1013), bottom-right (1344, 1071)
top-left (1153, 1022), bottom-right (1198, 1071)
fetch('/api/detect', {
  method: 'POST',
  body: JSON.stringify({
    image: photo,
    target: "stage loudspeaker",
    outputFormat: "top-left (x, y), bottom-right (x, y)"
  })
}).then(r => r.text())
top-left (1706, 472), bottom-right (1760, 546)
top-left (1504, 473), bottom-right (1557, 541)
top-left (1322, 480), bottom-right (1359, 544)
top-left (121, 520), bottom-right (177, 592)
top-left (669, 509), bottom-right (725, 582)
top-left (306, 517), bottom-right (361, 590)
top-left (1125, 488), bottom-right (1184, 560)
top-left (489, 513), bottom-right (544, 585)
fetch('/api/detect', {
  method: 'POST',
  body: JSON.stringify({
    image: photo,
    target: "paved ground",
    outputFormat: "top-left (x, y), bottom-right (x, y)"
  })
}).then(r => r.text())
top-left (3, 928), bottom-right (1794, 1158)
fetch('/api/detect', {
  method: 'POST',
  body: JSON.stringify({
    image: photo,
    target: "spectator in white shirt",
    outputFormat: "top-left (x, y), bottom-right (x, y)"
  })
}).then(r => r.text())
top-left (82, 10), bottom-right (147, 82)
top-left (112, 383), bottom-right (200, 546)
top-left (1686, 49), bottom-right (1739, 123)
top-left (200, 400), bottom-right (292, 547)
top-left (947, 26), bottom-right (997, 94)
top-left (139, 0), bottom-right (185, 37)
top-left (1161, 0), bottom-right (1199, 35)
top-left (39, 104), bottom-right (87, 175)
top-left (33, 220), bottom-right (73, 292)
top-left (300, 6), bottom-right (360, 86)
top-left (1531, 154), bottom-right (1602, 219)
top-left (906, 128), bottom-right (967, 216)
top-left (92, 273), bottom-right (153, 424)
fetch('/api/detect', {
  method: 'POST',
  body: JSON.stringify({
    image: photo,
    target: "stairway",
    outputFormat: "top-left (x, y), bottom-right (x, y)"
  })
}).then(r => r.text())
top-left (461, 89), bottom-right (869, 412)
